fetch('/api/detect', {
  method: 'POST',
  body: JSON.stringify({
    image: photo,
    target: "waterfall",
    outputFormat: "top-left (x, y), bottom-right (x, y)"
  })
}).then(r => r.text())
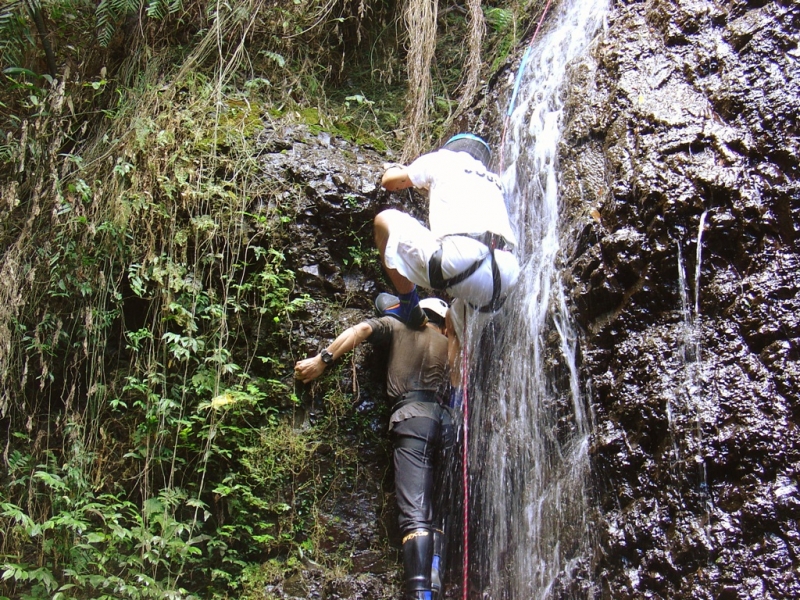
top-left (465, 0), bottom-right (609, 597)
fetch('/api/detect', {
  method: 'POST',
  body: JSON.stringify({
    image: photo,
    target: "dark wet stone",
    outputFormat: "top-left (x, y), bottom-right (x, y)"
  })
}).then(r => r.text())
top-left (559, 0), bottom-right (800, 597)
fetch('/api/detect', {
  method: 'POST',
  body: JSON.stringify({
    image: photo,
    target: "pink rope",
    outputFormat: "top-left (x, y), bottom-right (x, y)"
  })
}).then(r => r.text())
top-left (461, 322), bottom-right (470, 600)
top-left (460, 8), bottom-right (555, 593)
top-left (527, 0), bottom-right (554, 50)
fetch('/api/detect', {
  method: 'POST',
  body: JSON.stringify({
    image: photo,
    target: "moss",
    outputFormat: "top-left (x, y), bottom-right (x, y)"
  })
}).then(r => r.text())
top-left (490, 31), bottom-right (519, 73)
top-left (195, 98), bottom-right (265, 151)
top-left (299, 106), bottom-right (322, 129)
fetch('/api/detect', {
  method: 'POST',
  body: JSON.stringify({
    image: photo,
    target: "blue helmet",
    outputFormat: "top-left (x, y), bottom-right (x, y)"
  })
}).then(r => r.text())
top-left (442, 133), bottom-right (492, 168)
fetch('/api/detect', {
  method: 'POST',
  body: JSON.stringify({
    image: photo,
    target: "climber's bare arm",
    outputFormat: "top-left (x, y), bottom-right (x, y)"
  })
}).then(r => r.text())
top-left (381, 164), bottom-right (413, 191)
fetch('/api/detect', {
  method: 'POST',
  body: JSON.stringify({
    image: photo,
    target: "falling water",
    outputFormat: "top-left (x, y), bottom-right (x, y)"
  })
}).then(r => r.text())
top-left (677, 211), bottom-right (707, 365)
top-left (694, 211), bottom-right (707, 321)
top-left (675, 213), bottom-right (708, 447)
top-left (685, 212), bottom-right (711, 514)
top-left (693, 211), bottom-right (710, 520)
top-left (670, 212), bottom-right (711, 538)
top-left (465, 0), bottom-right (609, 597)
top-left (669, 241), bottom-right (690, 460)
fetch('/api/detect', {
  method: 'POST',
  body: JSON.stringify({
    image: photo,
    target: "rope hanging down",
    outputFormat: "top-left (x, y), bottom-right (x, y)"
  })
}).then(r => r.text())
top-left (498, 0), bottom-right (555, 172)
top-left (459, 5), bottom-right (556, 598)
top-left (461, 314), bottom-right (470, 600)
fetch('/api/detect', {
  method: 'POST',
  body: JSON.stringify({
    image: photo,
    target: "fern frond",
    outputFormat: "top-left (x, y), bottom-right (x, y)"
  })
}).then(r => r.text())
top-left (484, 7), bottom-right (512, 33)
top-left (109, 0), bottom-right (135, 14)
top-left (95, 0), bottom-right (115, 47)
top-left (0, 141), bottom-right (19, 164)
top-left (146, 0), bottom-right (165, 20)
top-left (0, 0), bottom-right (25, 17)
top-left (262, 51), bottom-right (285, 69)
top-left (0, 1), bottom-right (23, 31)
top-left (0, 1), bottom-right (29, 66)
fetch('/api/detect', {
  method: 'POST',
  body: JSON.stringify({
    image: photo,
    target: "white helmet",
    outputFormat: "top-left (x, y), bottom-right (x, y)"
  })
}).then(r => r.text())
top-left (419, 297), bottom-right (448, 322)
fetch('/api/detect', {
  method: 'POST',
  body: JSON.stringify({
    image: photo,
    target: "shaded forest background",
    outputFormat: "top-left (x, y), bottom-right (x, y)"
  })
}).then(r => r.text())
top-left (0, 0), bottom-right (546, 597)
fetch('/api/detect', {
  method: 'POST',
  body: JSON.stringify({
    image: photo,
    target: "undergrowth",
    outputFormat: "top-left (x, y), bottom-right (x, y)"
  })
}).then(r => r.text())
top-left (0, 53), bottom-right (385, 595)
top-left (0, 18), bottom-right (388, 598)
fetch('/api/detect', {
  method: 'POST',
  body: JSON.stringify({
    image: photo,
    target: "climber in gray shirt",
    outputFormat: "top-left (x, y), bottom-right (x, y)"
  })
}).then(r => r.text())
top-left (294, 297), bottom-right (452, 600)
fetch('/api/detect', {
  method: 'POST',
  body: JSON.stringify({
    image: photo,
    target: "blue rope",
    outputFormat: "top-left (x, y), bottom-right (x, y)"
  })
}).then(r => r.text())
top-left (506, 46), bottom-right (533, 117)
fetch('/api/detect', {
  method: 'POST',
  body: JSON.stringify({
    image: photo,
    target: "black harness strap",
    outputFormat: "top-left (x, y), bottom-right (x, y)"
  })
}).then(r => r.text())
top-left (428, 246), bottom-right (487, 291)
top-left (471, 249), bottom-right (506, 313)
top-left (428, 234), bottom-right (508, 313)
top-left (391, 389), bottom-right (438, 414)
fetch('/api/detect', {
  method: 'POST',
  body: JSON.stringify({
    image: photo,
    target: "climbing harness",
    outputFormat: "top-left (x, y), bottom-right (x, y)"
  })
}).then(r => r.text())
top-left (391, 389), bottom-right (439, 414)
top-left (427, 234), bottom-right (508, 313)
top-left (499, 0), bottom-right (555, 172)
top-left (392, 391), bottom-right (443, 453)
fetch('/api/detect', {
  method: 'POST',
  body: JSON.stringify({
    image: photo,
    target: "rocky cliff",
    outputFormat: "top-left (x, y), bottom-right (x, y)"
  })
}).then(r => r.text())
top-left (559, 0), bottom-right (799, 596)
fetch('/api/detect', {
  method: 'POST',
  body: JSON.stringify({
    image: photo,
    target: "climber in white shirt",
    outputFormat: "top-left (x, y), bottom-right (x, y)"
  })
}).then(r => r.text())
top-left (376, 133), bottom-right (521, 355)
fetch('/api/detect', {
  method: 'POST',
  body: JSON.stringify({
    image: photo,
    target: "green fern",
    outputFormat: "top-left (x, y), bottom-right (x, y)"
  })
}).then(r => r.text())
top-left (145, 0), bottom-right (181, 20)
top-left (0, 141), bottom-right (19, 164)
top-left (0, 1), bottom-right (16, 27)
top-left (484, 7), bottom-right (513, 33)
top-left (146, 0), bottom-right (165, 20)
top-left (110, 0), bottom-right (135, 14)
top-left (96, 0), bottom-right (150, 47)
top-left (0, 0), bottom-right (29, 66)
top-left (95, 0), bottom-right (115, 47)
top-left (262, 50), bottom-right (286, 68)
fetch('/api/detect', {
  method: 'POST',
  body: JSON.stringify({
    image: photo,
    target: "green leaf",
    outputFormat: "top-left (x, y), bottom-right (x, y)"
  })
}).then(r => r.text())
top-left (1, 563), bottom-right (29, 582)
top-left (262, 51), bottom-right (286, 68)
top-left (1, 503), bottom-right (35, 530)
top-left (143, 497), bottom-right (164, 517)
top-left (3, 67), bottom-right (39, 78)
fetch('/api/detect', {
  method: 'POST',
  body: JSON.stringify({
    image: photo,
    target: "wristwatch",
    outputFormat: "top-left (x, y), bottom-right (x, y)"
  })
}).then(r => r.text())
top-left (320, 349), bottom-right (334, 365)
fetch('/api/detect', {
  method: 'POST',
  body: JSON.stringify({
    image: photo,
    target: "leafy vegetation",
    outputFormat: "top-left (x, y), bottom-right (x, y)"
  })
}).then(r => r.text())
top-left (0, 0), bottom-right (537, 597)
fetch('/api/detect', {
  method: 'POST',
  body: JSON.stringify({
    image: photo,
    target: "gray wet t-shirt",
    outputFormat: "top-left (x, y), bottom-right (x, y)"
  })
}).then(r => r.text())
top-left (365, 316), bottom-right (448, 428)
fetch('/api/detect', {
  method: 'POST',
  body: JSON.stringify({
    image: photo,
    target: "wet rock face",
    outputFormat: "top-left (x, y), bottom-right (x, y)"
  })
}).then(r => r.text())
top-left (258, 122), bottom-right (422, 358)
top-left (256, 123), bottom-right (420, 598)
top-left (260, 124), bottom-right (383, 305)
top-left (560, 0), bottom-right (800, 597)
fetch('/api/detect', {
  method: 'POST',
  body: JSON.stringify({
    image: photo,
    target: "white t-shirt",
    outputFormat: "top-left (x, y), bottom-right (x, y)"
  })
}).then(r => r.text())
top-left (406, 149), bottom-right (518, 248)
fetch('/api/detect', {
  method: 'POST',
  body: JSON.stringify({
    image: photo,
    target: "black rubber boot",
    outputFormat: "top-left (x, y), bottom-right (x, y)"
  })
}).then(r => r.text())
top-left (430, 526), bottom-right (447, 600)
top-left (403, 529), bottom-right (433, 599)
